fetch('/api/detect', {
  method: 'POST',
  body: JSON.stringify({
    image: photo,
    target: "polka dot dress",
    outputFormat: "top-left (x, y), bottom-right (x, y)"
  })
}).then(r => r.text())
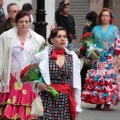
top-left (39, 53), bottom-right (73, 120)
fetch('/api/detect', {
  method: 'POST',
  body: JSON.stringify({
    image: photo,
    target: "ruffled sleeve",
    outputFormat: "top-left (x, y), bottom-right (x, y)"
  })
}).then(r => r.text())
top-left (114, 26), bottom-right (120, 54)
top-left (114, 26), bottom-right (120, 74)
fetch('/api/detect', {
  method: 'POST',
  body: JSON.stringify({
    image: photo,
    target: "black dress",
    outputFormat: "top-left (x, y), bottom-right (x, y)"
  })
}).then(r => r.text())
top-left (39, 53), bottom-right (73, 120)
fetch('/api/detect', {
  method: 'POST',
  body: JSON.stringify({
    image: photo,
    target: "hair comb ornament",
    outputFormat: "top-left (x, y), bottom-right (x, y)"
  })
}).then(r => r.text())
top-left (50, 25), bottom-right (56, 31)
top-left (110, 13), bottom-right (114, 24)
top-left (111, 13), bottom-right (114, 18)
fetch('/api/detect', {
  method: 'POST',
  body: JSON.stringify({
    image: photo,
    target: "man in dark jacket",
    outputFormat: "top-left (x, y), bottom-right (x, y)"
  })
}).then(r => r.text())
top-left (55, 0), bottom-right (76, 51)
top-left (0, 0), bottom-right (5, 23)
top-left (0, 3), bottom-right (19, 34)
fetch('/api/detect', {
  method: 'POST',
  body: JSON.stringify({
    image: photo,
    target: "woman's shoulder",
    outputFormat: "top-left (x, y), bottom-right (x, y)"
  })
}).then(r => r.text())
top-left (35, 45), bottom-right (50, 57)
top-left (64, 48), bottom-right (78, 58)
top-left (92, 24), bottom-right (118, 31)
top-left (92, 25), bottom-right (100, 30)
top-left (29, 29), bottom-right (45, 44)
top-left (1, 27), bottom-right (17, 35)
top-left (33, 50), bottom-right (47, 63)
top-left (29, 29), bottom-right (44, 39)
top-left (110, 24), bottom-right (118, 30)
top-left (92, 25), bottom-right (101, 33)
top-left (70, 51), bottom-right (78, 57)
top-left (66, 50), bottom-right (79, 60)
top-left (0, 27), bottom-right (17, 41)
top-left (33, 45), bottom-right (51, 64)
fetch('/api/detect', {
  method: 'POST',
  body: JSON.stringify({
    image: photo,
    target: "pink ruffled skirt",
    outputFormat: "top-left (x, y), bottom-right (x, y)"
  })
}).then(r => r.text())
top-left (0, 75), bottom-right (38, 120)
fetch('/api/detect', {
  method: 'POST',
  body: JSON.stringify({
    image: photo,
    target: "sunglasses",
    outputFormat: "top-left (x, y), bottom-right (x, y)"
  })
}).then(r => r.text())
top-left (9, 10), bottom-right (19, 13)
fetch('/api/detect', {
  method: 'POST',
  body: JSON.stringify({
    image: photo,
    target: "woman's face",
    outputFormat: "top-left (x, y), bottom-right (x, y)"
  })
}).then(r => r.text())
top-left (51, 30), bottom-right (67, 49)
top-left (17, 15), bottom-right (30, 32)
top-left (101, 11), bottom-right (111, 25)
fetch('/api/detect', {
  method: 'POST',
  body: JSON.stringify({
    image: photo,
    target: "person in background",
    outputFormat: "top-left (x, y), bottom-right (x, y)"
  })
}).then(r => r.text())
top-left (78, 11), bottom-right (97, 91)
top-left (0, 0), bottom-right (5, 23)
top-left (82, 11), bottom-right (97, 35)
top-left (0, 10), bottom-right (45, 119)
top-left (32, 26), bottom-right (82, 119)
top-left (82, 8), bottom-right (120, 111)
top-left (55, 0), bottom-right (76, 51)
top-left (0, 3), bottom-right (19, 34)
top-left (22, 3), bottom-right (34, 27)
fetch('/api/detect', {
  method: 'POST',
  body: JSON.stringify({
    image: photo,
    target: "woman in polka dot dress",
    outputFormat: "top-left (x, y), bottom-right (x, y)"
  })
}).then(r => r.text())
top-left (32, 27), bottom-right (82, 120)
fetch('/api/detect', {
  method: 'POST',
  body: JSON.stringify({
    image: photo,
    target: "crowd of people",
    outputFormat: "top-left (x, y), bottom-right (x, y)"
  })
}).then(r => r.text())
top-left (0, 0), bottom-right (120, 120)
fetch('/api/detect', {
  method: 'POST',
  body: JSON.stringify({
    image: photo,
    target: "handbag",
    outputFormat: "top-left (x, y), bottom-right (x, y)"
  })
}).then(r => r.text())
top-left (30, 95), bottom-right (44, 116)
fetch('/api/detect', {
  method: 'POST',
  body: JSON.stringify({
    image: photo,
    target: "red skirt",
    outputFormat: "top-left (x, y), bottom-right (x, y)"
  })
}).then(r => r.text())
top-left (0, 75), bottom-right (38, 120)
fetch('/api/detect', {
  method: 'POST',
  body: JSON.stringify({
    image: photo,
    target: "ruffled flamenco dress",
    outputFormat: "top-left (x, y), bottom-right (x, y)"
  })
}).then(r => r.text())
top-left (82, 47), bottom-right (120, 106)
top-left (0, 76), bottom-right (38, 120)
top-left (0, 36), bottom-right (38, 120)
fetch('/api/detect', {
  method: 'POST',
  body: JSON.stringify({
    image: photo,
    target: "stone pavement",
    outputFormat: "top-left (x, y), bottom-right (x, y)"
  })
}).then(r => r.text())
top-left (76, 102), bottom-right (120, 120)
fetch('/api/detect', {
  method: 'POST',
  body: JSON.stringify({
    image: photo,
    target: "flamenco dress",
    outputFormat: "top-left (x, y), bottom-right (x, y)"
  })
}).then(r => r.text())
top-left (0, 34), bottom-right (38, 120)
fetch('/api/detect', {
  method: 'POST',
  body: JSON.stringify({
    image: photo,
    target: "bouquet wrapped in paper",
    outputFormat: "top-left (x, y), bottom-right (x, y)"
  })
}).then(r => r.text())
top-left (80, 32), bottom-right (102, 59)
top-left (20, 64), bottom-right (59, 98)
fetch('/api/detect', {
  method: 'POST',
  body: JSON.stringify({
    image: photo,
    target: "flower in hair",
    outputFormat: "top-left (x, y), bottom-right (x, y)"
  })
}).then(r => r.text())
top-left (111, 13), bottom-right (114, 18)
top-left (110, 13), bottom-right (114, 24)
top-left (50, 25), bottom-right (56, 31)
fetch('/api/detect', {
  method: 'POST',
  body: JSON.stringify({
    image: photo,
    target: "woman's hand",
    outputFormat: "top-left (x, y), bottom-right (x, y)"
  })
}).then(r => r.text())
top-left (65, 0), bottom-right (69, 5)
top-left (85, 21), bottom-right (90, 26)
top-left (37, 83), bottom-right (50, 92)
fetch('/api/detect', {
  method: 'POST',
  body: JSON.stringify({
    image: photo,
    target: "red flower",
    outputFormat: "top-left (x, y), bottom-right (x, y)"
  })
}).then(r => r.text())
top-left (20, 64), bottom-right (37, 79)
top-left (81, 45), bottom-right (87, 53)
top-left (68, 33), bottom-right (73, 37)
top-left (80, 32), bottom-right (92, 39)
top-left (117, 40), bottom-right (120, 43)
top-left (78, 45), bottom-right (87, 58)
top-left (107, 55), bottom-right (112, 59)
top-left (115, 49), bottom-right (120, 55)
top-left (110, 18), bottom-right (114, 24)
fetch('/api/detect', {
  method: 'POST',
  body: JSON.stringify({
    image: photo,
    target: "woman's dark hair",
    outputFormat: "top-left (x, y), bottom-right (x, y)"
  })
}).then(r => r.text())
top-left (48, 26), bottom-right (66, 45)
top-left (98, 8), bottom-right (112, 25)
top-left (15, 10), bottom-right (31, 23)
top-left (22, 3), bottom-right (33, 12)
top-left (86, 11), bottom-right (97, 22)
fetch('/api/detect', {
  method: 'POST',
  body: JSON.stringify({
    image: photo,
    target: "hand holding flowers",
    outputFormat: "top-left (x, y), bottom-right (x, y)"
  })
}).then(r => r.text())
top-left (20, 64), bottom-right (59, 98)
top-left (79, 32), bottom-right (102, 59)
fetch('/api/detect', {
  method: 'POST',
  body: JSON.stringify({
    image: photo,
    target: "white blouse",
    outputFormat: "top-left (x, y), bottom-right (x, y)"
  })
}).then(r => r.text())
top-left (10, 32), bottom-right (36, 81)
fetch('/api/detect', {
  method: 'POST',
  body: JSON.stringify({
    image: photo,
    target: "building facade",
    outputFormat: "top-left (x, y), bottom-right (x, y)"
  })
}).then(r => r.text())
top-left (105, 0), bottom-right (120, 30)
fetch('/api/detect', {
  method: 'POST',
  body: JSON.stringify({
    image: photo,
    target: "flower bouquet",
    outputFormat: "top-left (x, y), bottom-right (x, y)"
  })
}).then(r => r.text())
top-left (80, 32), bottom-right (102, 59)
top-left (20, 64), bottom-right (59, 98)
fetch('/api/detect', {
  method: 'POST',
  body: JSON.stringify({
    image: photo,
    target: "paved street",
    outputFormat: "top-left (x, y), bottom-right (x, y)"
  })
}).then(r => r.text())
top-left (76, 102), bottom-right (120, 120)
